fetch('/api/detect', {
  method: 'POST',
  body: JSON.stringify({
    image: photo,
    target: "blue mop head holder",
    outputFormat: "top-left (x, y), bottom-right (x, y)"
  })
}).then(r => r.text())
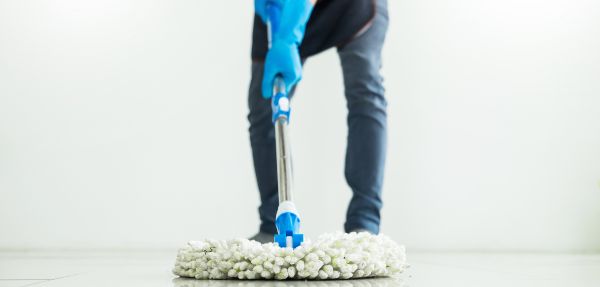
top-left (274, 202), bottom-right (304, 248)
top-left (274, 213), bottom-right (303, 248)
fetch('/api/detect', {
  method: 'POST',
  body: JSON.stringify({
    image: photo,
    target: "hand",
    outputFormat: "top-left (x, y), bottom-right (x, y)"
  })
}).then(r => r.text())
top-left (255, 0), bottom-right (314, 98)
top-left (261, 41), bottom-right (302, 99)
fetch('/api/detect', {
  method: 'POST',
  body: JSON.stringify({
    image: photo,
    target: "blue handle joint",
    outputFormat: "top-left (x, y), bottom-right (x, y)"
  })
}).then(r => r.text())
top-left (271, 90), bottom-right (291, 124)
top-left (274, 211), bottom-right (304, 248)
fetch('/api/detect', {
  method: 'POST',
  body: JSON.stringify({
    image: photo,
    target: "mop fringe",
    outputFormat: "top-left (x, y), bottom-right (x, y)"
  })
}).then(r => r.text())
top-left (173, 232), bottom-right (407, 280)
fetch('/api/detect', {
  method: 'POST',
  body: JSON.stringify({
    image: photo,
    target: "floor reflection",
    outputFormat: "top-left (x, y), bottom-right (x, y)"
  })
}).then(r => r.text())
top-left (172, 277), bottom-right (404, 287)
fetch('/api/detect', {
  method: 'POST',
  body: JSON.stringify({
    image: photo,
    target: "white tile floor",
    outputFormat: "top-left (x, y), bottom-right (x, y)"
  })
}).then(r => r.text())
top-left (0, 251), bottom-right (599, 287)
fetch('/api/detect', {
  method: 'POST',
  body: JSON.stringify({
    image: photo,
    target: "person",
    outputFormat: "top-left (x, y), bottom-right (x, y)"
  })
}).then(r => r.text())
top-left (249, 0), bottom-right (389, 243)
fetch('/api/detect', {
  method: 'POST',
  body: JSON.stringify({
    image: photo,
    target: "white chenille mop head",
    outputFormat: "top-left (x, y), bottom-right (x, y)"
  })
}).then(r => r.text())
top-left (173, 232), bottom-right (407, 280)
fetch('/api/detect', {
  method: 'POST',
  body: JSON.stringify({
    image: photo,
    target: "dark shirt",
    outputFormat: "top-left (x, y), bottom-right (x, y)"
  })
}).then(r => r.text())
top-left (252, 0), bottom-right (376, 61)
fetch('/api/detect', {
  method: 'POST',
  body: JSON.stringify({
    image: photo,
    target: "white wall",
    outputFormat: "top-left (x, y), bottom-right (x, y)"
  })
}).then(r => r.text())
top-left (1, 0), bottom-right (599, 252)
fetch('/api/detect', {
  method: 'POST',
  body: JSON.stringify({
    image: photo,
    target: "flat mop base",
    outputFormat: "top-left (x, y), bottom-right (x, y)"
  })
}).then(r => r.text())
top-left (173, 232), bottom-right (407, 280)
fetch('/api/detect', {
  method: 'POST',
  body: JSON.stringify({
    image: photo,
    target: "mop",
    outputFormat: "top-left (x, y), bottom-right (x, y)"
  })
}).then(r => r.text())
top-left (173, 2), bottom-right (406, 280)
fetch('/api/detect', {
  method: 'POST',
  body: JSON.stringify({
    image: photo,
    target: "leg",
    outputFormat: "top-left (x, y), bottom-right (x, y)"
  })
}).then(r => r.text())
top-left (247, 61), bottom-right (297, 235)
top-left (338, 0), bottom-right (389, 234)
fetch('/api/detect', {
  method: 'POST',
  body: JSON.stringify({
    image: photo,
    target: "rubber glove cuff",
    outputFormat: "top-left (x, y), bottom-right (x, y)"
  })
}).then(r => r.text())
top-left (272, 0), bottom-right (314, 45)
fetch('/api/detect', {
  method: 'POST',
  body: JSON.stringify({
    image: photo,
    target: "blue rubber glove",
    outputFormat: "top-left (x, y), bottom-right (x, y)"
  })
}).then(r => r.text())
top-left (255, 0), bottom-right (314, 99)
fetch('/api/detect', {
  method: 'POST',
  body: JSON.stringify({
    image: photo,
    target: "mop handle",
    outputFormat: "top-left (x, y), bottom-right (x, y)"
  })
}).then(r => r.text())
top-left (266, 2), bottom-right (291, 123)
top-left (267, 2), bottom-right (293, 203)
top-left (266, 2), bottom-right (304, 248)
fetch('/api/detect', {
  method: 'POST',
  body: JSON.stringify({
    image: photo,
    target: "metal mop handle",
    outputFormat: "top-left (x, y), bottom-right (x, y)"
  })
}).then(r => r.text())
top-left (267, 1), bottom-right (304, 248)
top-left (272, 77), bottom-right (293, 203)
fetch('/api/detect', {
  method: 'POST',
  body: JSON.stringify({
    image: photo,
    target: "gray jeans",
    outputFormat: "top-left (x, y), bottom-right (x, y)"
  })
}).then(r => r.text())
top-left (248, 0), bottom-right (389, 234)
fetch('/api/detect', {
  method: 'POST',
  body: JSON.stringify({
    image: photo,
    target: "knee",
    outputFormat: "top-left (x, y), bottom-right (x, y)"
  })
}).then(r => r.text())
top-left (345, 80), bottom-right (387, 127)
top-left (340, 56), bottom-right (387, 124)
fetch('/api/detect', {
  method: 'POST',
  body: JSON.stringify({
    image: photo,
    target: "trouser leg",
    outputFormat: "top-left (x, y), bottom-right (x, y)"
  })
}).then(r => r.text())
top-left (338, 0), bottom-right (389, 234)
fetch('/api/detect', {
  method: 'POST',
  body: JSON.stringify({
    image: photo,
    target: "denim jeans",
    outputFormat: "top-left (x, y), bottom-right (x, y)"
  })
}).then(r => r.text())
top-left (248, 0), bottom-right (388, 235)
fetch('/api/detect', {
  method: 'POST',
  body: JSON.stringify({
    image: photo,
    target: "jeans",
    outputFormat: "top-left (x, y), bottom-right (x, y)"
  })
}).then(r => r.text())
top-left (247, 0), bottom-right (389, 235)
